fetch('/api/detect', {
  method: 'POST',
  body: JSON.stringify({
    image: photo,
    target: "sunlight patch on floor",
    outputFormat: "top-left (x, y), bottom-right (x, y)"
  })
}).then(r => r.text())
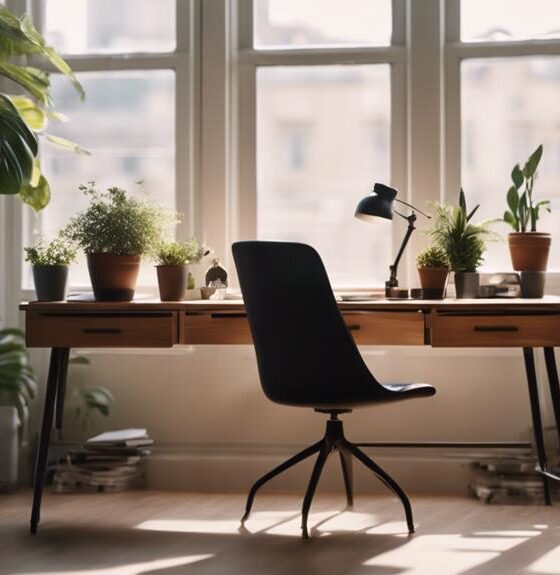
top-left (15, 555), bottom-right (213, 575)
top-left (363, 532), bottom-right (535, 574)
top-left (366, 520), bottom-right (411, 536)
top-left (528, 543), bottom-right (560, 574)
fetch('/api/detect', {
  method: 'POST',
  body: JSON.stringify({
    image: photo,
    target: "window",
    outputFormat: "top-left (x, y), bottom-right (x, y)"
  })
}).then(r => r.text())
top-left (22, 0), bottom-right (190, 289)
top-left (238, 0), bottom-right (402, 287)
top-left (450, 1), bottom-right (560, 273)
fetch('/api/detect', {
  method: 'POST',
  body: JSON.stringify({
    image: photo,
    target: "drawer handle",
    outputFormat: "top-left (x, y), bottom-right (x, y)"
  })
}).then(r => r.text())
top-left (210, 313), bottom-right (247, 319)
top-left (474, 325), bottom-right (519, 333)
top-left (82, 328), bottom-right (122, 334)
top-left (347, 324), bottom-right (361, 331)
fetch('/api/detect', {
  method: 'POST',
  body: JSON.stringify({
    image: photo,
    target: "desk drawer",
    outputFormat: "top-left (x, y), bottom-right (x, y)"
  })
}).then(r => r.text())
top-left (430, 313), bottom-right (560, 347)
top-left (342, 312), bottom-right (425, 345)
top-left (181, 311), bottom-right (425, 346)
top-left (181, 312), bottom-right (253, 344)
top-left (26, 311), bottom-right (178, 348)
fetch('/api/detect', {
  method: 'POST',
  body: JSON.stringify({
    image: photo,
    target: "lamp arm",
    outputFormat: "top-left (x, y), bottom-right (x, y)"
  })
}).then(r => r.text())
top-left (395, 198), bottom-right (431, 219)
top-left (387, 213), bottom-right (417, 289)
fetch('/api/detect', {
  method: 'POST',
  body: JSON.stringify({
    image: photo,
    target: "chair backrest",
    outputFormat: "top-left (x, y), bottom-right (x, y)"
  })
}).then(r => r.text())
top-left (232, 241), bottom-right (382, 407)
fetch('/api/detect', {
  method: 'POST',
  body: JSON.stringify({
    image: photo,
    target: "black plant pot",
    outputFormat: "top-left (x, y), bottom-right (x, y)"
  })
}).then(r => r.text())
top-left (33, 265), bottom-right (68, 302)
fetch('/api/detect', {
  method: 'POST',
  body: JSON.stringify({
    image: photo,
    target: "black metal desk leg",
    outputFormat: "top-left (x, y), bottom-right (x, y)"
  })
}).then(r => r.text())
top-left (523, 347), bottom-right (552, 505)
top-left (544, 347), bottom-right (560, 450)
top-left (55, 348), bottom-right (70, 431)
top-left (30, 347), bottom-right (66, 534)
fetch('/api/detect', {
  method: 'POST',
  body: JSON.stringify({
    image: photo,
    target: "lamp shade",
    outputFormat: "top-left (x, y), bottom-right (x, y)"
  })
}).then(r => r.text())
top-left (355, 183), bottom-right (398, 222)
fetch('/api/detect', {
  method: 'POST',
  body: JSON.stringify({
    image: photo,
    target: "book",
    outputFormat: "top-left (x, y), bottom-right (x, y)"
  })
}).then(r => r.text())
top-left (86, 429), bottom-right (153, 448)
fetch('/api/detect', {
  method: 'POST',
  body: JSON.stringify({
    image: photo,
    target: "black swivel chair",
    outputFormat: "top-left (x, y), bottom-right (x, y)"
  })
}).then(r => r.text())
top-left (232, 241), bottom-right (436, 538)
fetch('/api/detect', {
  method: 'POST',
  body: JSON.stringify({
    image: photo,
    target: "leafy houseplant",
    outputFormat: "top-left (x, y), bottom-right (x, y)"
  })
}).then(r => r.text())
top-left (64, 183), bottom-right (170, 301)
top-left (24, 237), bottom-right (76, 301)
top-left (428, 189), bottom-right (494, 298)
top-left (415, 245), bottom-right (449, 295)
top-left (154, 240), bottom-right (202, 301)
top-left (0, 329), bottom-right (37, 489)
top-left (503, 145), bottom-right (551, 274)
top-left (0, 5), bottom-right (86, 211)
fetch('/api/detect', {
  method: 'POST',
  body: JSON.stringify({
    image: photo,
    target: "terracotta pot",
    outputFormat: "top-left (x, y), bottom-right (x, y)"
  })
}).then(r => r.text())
top-left (455, 272), bottom-right (479, 299)
top-left (508, 232), bottom-right (551, 272)
top-left (32, 265), bottom-right (68, 301)
top-left (87, 254), bottom-right (141, 301)
top-left (417, 267), bottom-right (449, 291)
top-left (156, 265), bottom-right (187, 301)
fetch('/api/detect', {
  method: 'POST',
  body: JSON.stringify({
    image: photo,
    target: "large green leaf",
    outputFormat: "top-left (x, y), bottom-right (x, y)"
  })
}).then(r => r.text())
top-left (0, 62), bottom-right (50, 104)
top-left (506, 186), bottom-right (519, 215)
top-left (9, 96), bottom-right (47, 131)
top-left (20, 15), bottom-right (85, 100)
top-left (524, 144), bottom-right (543, 179)
top-left (511, 164), bottom-right (524, 189)
top-left (45, 134), bottom-right (90, 155)
top-left (19, 173), bottom-right (51, 211)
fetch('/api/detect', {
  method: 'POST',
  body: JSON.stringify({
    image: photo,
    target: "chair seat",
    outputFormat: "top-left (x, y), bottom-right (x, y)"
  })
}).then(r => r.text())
top-left (302, 382), bottom-right (436, 410)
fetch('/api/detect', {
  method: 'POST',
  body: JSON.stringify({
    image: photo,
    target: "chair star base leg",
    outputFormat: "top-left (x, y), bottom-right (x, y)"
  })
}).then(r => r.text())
top-left (240, 414), bottom-right (415, 538)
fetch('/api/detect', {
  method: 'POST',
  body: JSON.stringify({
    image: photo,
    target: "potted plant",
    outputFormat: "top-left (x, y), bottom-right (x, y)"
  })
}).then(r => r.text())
top-left (64, 183), bottom-right (169, 301)
top-left (503, 145), bottom-right (551, 273)
top-left (0, 5), bottom-right (86, 211)
top-left (24, 237), bottom-right (76, 301)
top-left (154, 239), bottom-right (202, 301)
top-left (428, 189), bottom-right (494, 299)
top-left (416, 245), bottom-right (449, 296)
top-left (0, 329), bottom-right (37, 490)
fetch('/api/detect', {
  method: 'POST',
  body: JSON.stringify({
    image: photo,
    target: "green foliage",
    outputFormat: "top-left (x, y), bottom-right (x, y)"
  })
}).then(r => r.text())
top-left (24, 236), bottom-right (76, 266)
top-left (0, 328), bottom-right (37, 441)
top-left (68, 355), bottom-right (114, 431)
top-left (63, 183), bottom-right (174, 256)
top-left (428, 189), bottom-right (495, 273)
top-left (155, 238), bottom-right (204, 266)
top-left (503, 145), bottom-right (550, 232)
top-left (0, 5), bottom-right (85, 210)
top-left (416, 245), bottom-right (449, 269)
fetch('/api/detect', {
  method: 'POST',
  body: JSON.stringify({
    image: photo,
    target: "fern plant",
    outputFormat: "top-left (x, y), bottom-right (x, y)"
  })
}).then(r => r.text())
top-left (428, 189), bottom-right (494, 273)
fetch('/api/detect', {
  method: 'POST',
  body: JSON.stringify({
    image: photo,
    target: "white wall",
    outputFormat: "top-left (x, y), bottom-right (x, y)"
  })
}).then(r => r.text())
top-left (35, 341), bottom-right (553, 495)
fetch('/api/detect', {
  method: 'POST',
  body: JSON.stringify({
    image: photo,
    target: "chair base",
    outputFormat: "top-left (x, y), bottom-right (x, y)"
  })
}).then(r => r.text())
top-left (240, 412), bottom-right (414, 539)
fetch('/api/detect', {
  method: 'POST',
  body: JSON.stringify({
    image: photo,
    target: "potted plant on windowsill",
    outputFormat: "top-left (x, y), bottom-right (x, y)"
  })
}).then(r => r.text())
top-left (154, 239), bottom-right (203, 301)
top-left (503, 145), bottom-right (551, 277)
top-left (0, 329), bottom-right (37, 491)
top-left (416, 245), bottom-right (449, 297)
top-left (63, 183), bottom-right (170, 301)
top-left (428, 189), bottom-right (494, 299)
top-left (24, 237), bottom-right (76, 301)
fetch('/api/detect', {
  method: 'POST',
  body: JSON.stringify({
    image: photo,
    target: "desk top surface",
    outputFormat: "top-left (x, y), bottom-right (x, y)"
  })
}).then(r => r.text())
top-left (19, 295), bottom-right (560, 313)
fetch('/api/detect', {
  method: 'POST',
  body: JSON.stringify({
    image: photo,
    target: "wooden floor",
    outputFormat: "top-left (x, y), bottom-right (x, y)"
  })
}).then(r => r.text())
top-left (1, 491), bottom-right (560, 575)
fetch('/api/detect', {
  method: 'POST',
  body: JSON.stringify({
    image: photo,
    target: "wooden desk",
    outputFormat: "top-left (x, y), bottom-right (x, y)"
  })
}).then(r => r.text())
top-left (20, 297), bottom-right (560, 532)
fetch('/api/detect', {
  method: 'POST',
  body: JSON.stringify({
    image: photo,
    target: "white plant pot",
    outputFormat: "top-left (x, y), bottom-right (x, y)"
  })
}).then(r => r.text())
top-left (0, 406), bottom-right (19, 490)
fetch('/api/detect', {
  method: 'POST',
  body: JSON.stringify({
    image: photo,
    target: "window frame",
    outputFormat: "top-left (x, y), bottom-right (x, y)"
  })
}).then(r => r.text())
top-left (233, 0), bottom-right (409, 288)
top-left (444, 0), bottom-right (560, 291)
top-left (16, 0), bottom-right (199, 294)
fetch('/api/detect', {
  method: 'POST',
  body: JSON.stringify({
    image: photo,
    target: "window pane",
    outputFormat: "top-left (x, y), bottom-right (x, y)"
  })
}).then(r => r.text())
top-left (461, 57), bottom-right (560, 272)
top-left (24, 71), bottom-right (175, 288)
top-left (45, 0), bottom-right (176, 54)
top-left (257, 65), bottom-right (391, 286)
top-left (461, 0), bottom-right (560, 42)
top-left (254, 0), bottom-right (392, 49)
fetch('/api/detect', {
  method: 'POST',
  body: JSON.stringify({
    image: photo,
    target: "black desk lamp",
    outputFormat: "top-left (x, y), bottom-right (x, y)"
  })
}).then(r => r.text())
top-left (355, 183), bottom-right (430, 297)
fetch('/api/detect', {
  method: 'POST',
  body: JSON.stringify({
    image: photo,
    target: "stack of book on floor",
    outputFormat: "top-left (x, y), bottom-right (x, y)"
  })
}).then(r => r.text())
top-left (469, 459), bottom-right (555, 504)
top-left (52, 429), bottom-right (153, 493)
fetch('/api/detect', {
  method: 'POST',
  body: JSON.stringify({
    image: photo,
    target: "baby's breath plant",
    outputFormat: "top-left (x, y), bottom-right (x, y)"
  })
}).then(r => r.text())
top-left (63, 183), bottom-right (173, 256)
top-left (24, 237), bottom-right (76, 266)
